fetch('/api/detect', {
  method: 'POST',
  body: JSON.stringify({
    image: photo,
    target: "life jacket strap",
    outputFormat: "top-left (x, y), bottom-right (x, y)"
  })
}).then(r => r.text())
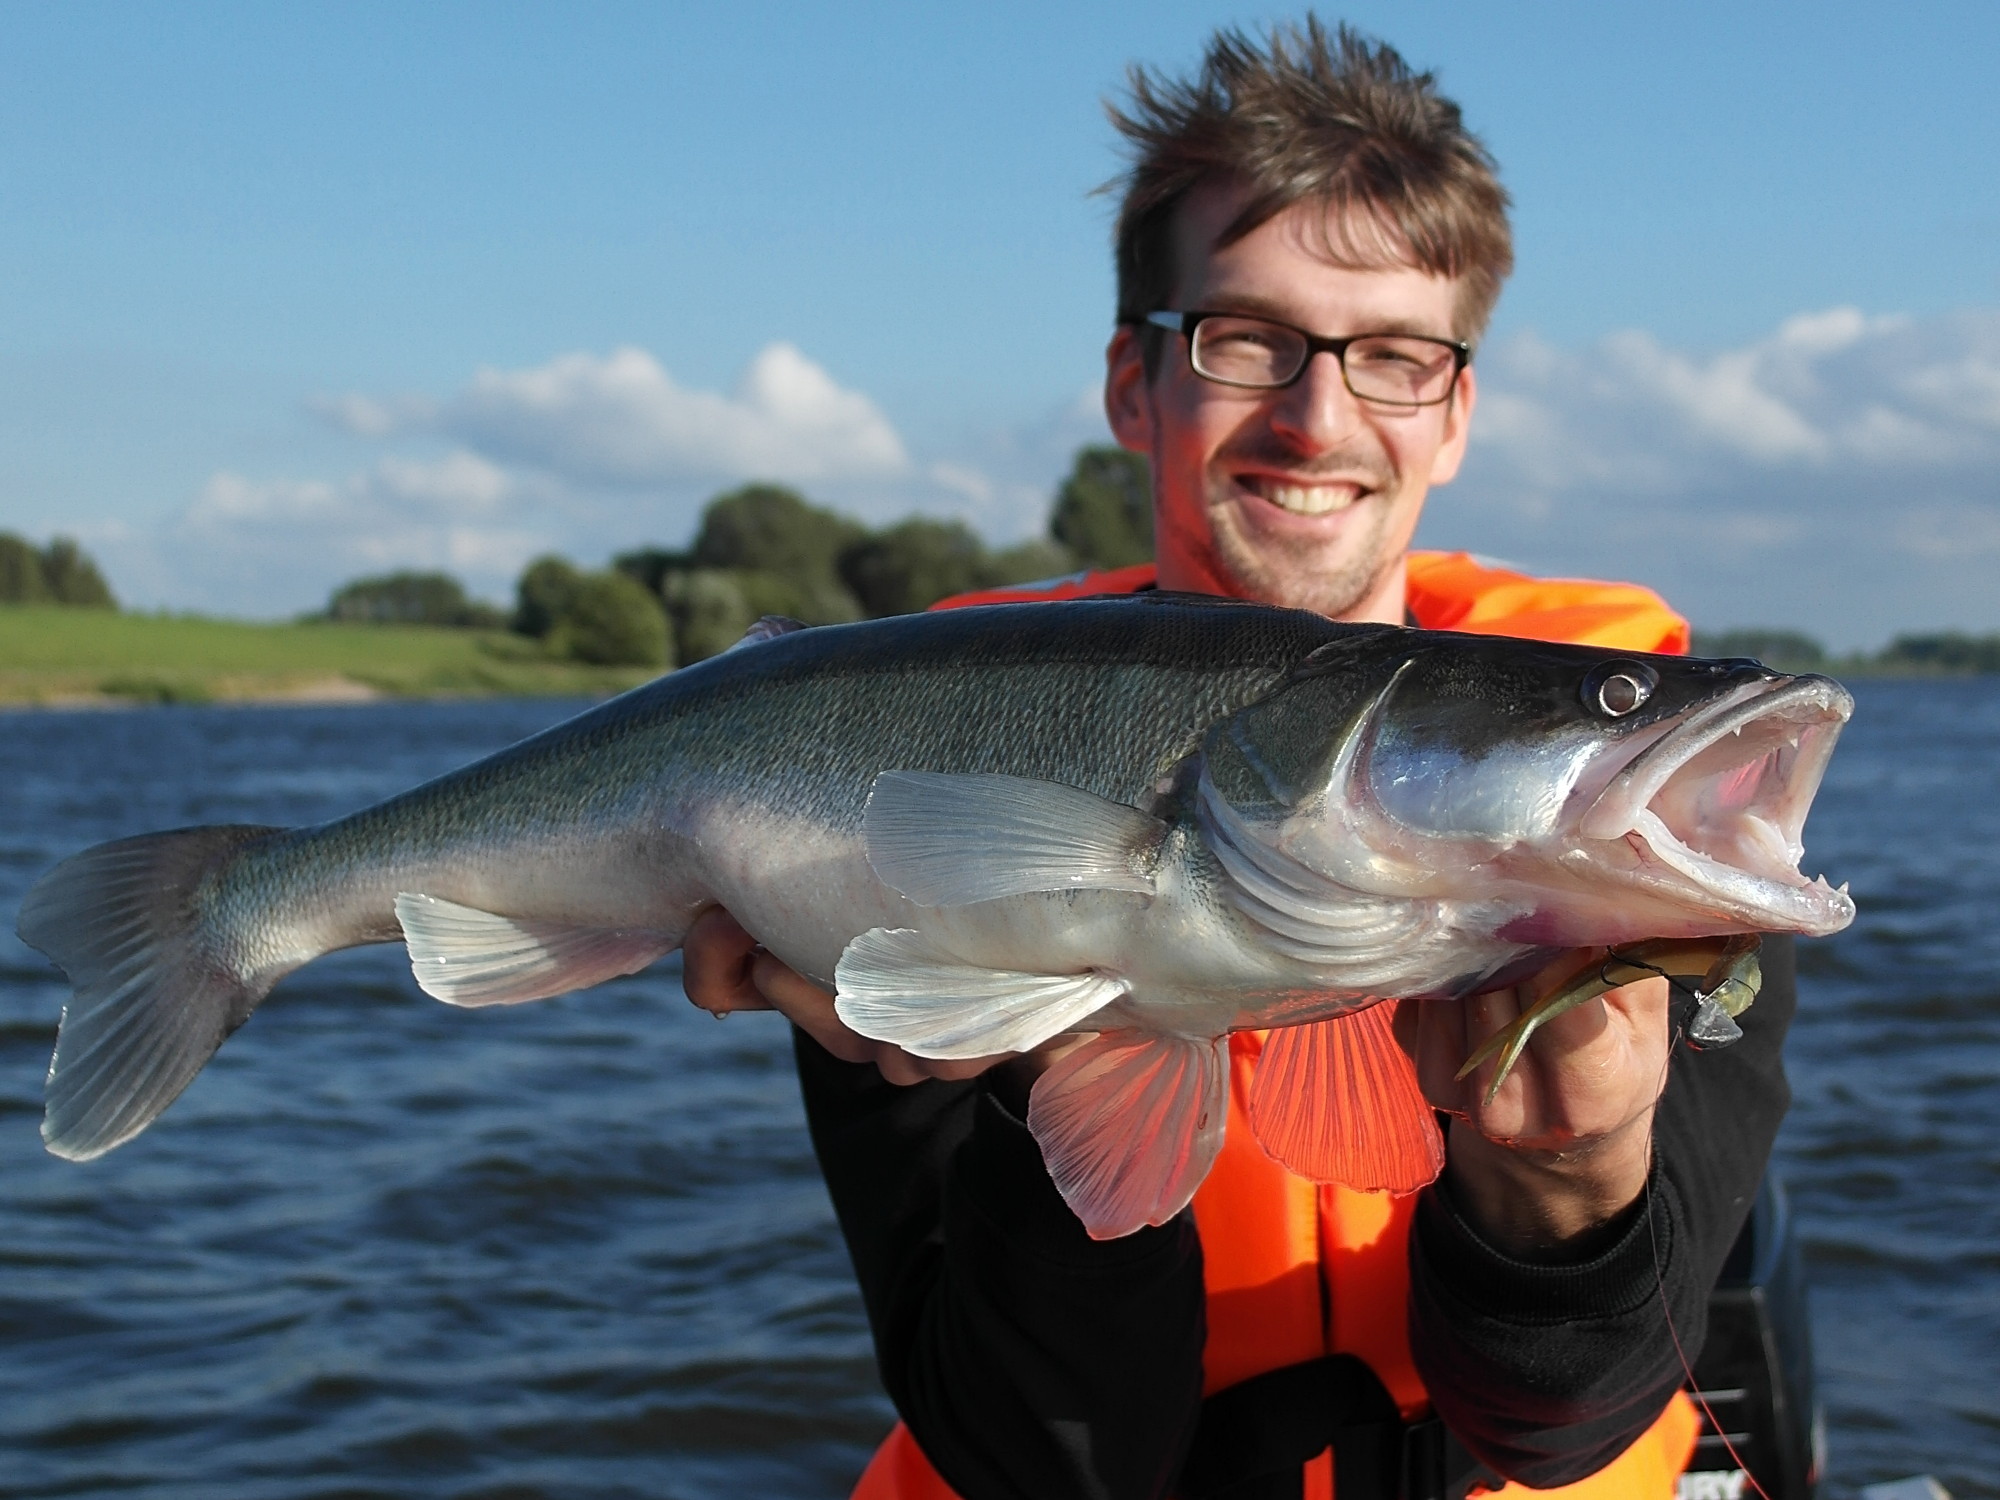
top-left (1177, 1353), bottom-right (1488, 1500)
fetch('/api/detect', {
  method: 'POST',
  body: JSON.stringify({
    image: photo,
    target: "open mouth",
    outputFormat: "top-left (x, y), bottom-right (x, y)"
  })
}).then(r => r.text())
top-left (1579, 676), bottom-right (1855, 934)
top-left (1240, 475), bottom-right (1367, 517)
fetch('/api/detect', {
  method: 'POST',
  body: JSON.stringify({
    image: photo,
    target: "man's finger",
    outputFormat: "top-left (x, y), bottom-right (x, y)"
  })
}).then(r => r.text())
top-left (683, 906), bottom-right (772, 1015)
top-left (684, 906), bottom-right (1028, 1086)
top-left (741, 949), bottom-right (880, 1064)
top-left (1454, 984), bottom-right (1523, 1105)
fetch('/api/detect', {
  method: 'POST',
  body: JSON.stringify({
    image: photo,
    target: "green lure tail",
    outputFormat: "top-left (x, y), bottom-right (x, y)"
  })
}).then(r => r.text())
top-left (1454, 935), bottom-right (1764, 1104)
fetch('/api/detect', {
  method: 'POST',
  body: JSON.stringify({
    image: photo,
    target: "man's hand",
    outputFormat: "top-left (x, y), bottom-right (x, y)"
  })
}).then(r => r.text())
top-left (689, 907), bottom-right (1671, 1250)
top-left (1397, 949), bottom-right (1673, 1257)
top-left (682, 906), bottom-right (1017, 1086)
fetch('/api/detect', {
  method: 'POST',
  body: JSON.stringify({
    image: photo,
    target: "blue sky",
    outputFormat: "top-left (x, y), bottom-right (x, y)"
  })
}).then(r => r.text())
top-left (2, 1), bottom-right (1997, 646)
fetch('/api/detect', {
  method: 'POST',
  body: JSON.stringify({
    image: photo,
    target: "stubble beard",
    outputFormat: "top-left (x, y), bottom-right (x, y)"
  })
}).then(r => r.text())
top-left (1200, 469), bottom-right (1404, 621)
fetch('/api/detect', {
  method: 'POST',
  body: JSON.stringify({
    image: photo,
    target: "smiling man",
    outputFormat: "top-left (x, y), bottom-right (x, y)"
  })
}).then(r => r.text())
top-left (1113, 198), bottom-right (1480, 628)
top-left (685, 20), bottom-right (1793, 1500)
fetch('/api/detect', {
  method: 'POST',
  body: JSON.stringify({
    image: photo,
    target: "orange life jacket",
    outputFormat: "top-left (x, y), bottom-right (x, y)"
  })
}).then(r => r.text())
top-left (851, 552), bottom-right (1697, 1500)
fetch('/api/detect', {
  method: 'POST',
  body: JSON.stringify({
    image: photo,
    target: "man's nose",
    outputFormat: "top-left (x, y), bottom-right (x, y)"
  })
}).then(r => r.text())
top-left (1267, 350), bottom-right (1366, 451)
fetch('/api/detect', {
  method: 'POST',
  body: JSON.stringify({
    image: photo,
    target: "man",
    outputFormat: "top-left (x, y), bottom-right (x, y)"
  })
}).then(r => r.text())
top-left (686, 20), bottom-right (1790, 1500)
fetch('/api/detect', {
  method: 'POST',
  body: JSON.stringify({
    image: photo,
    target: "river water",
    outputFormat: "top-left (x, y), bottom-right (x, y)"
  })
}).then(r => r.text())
top-left (0, 682), bottom-right (1993, 1499)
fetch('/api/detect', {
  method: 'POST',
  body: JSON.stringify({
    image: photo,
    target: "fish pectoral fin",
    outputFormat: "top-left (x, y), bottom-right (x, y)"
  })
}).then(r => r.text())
top-left (395, 893), bottom-right (676, 1008)
top-left (1247, 1004), bottom-right (1444, 1194)
top-left (864, 771), bottom-right (1164, 907)
top-left (1027, 1030), bottom-right (1228, 1240)
top-left (832, 926), bottom-right (1125, 1059)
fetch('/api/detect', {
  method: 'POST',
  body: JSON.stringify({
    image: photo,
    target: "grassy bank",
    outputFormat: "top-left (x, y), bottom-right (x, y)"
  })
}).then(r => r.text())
top-left (0, 607), bottom-right (660, 706)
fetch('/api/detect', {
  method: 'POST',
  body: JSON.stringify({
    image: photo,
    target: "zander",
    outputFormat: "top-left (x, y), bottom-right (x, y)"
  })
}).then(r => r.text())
top-left (16, 595), bottom-right (1853, 1238)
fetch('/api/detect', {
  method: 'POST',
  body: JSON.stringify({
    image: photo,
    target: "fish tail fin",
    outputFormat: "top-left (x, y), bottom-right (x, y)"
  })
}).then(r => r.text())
top-left (1247, 1003), bottom-right (1444, 1194)
top-left (16, 825), bottom-right (289, 1161)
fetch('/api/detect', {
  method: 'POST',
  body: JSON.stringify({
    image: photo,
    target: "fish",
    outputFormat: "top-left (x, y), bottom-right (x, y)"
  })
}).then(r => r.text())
top-left (15, 594), bottom-right (1854, 1239)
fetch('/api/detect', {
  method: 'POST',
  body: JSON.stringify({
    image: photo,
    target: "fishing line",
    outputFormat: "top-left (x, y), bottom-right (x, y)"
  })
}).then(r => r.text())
top-left (1614, 952), bottom-right (1777, 1500)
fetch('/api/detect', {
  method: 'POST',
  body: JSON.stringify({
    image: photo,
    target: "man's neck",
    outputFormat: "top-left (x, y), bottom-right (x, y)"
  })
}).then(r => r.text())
top-left (1337, 555), bottom-right (1410, 626)
top-left (1154, 546), bottom-right (1410, 626)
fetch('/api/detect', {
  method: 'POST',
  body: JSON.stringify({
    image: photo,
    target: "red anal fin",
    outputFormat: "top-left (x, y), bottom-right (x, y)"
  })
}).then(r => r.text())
top-left (1246, 1003), bottom-right (1444, 1194)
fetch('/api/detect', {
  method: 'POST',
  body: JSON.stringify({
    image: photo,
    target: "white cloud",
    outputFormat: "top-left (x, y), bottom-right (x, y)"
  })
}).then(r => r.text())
top-left (148, 452), bottom-right (551, 616)
top-left (185, 451), bottom-right (515, 531)
top-left (1430, 307), bottom-right (2000, 647)
top-left (1469, 307), bottom-right (2000, 483)
top-left (331, 343), bottom-right (909, 487)
top-left (307, 391), bottom-right (429, 439)
top-left (105, 345), bottom-right (1113, 617)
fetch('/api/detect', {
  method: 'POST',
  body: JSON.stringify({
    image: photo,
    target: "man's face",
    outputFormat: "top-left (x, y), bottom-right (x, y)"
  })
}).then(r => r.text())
top-left (1106, 182), bottom-right (1477, 622)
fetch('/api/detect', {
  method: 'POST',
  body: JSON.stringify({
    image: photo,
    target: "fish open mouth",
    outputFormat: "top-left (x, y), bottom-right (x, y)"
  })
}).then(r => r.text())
top-left (1579, 676), bottom-right (1855, 933)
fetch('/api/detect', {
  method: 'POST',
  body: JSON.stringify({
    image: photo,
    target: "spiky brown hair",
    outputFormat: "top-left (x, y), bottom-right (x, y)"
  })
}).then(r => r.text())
top-left (1109, 18), bottom-right (1512, 357)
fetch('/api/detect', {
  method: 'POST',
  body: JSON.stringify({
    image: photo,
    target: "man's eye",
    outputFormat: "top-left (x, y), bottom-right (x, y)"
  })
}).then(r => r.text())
top-left (1207, 327), bottom-right (1286, 353)
top-left (1350, 341), bottom-right (1431, 368)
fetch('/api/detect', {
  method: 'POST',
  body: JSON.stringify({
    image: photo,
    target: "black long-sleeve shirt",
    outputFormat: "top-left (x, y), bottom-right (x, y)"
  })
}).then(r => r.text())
top-left (798, 937), bottom-right (1796, 1500)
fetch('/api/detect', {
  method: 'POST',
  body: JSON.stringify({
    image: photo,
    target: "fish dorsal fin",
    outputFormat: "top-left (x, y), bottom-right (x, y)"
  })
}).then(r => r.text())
top-left (395, 893), bottom-right (676, 1007)
top-left (1246, 1004), bottom-right (1444, 1194)
top-left (865, 771), bottom-right (1163, 907)
top-left (1027, 1030), bottom-right (1229, 1240)
top-left (832, 926), bottom-right (1125, 1059)
top-left (725, 615), bottom-right (810, 652)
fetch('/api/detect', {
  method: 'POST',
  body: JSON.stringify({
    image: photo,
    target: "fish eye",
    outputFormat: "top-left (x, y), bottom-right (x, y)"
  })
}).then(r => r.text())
top-left (1582, 660), bottom-right (1659, 718)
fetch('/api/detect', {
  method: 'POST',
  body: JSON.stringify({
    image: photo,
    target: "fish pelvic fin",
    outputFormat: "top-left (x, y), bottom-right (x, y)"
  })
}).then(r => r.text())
top-left (864, 771), bottom-right (1163, 907)
top-left (1027, 1029), bottom-right (1228, 1240)
top-left (17, 825), bottom-right (289, 1161)
top-left (395, 893), bottom-right (676, 1008)
top-left (832, 926), bottom-right (1124, 1059)
top-left (1247, 1003), bottom-right (1444, 1195)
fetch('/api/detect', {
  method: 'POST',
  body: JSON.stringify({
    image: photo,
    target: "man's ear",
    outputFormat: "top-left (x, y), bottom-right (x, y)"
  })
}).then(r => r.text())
top-left (1426, 364), bottom-right (1478, 486)
top-left (1104, 325), bottom-right (1155, 455)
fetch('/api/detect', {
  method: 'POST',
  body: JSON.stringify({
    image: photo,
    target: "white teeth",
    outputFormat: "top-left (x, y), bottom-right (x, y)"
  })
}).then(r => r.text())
top-left (1262, 483), bottom-right (1357, 516)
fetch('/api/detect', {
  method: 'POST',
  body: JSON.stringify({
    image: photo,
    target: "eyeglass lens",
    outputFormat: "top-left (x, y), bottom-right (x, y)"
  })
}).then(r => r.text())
top-left (1189, 315), bottom-right (1458, 404)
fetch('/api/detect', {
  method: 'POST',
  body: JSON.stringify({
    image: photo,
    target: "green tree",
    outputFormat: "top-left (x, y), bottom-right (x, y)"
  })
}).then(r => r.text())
top-left (512, 555), bottom-right (586, 638)
top-left (613, 547), bottom-right (693, 597)
top-left (839, 518), bottom-right (992, 617)
top-left (1690, 629), bottom-right (1826, 669)
top-left (690, 484), bottom-right (864, 623)
top-left (0, 534), bottom-right (52, 603)
top-left (325, 570), bottom-right (497, 627)
top-left (1050, 446), bottom-right (1152, 569)
top-left (1878, 632), bottom-right (2000, 673)
top-left (40, 538), bottom-right (117, 608)
top-left (982, 537), bottom-right (1075, 590)
top-left (548, 570), bottom-right (672, 667)
top-left (661, 569), bottom-right (757, 663)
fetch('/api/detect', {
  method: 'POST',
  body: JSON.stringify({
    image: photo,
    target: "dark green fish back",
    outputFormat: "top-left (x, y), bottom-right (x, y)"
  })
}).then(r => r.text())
top-left (320, 598), bottom-right (1392, 854)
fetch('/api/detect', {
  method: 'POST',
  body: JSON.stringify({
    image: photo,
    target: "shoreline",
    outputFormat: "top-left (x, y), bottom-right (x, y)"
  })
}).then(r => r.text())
top-left (0, 675), bottom-right (387, 712)
top-left (0, 610), bottom-right (661, 710)
top-left (0, 674), bottom-right (645, 712)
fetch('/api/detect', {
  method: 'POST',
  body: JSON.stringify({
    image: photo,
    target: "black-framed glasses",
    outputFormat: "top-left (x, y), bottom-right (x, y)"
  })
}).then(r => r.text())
top-left (1140, 310), bottom-right (1470, 407)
